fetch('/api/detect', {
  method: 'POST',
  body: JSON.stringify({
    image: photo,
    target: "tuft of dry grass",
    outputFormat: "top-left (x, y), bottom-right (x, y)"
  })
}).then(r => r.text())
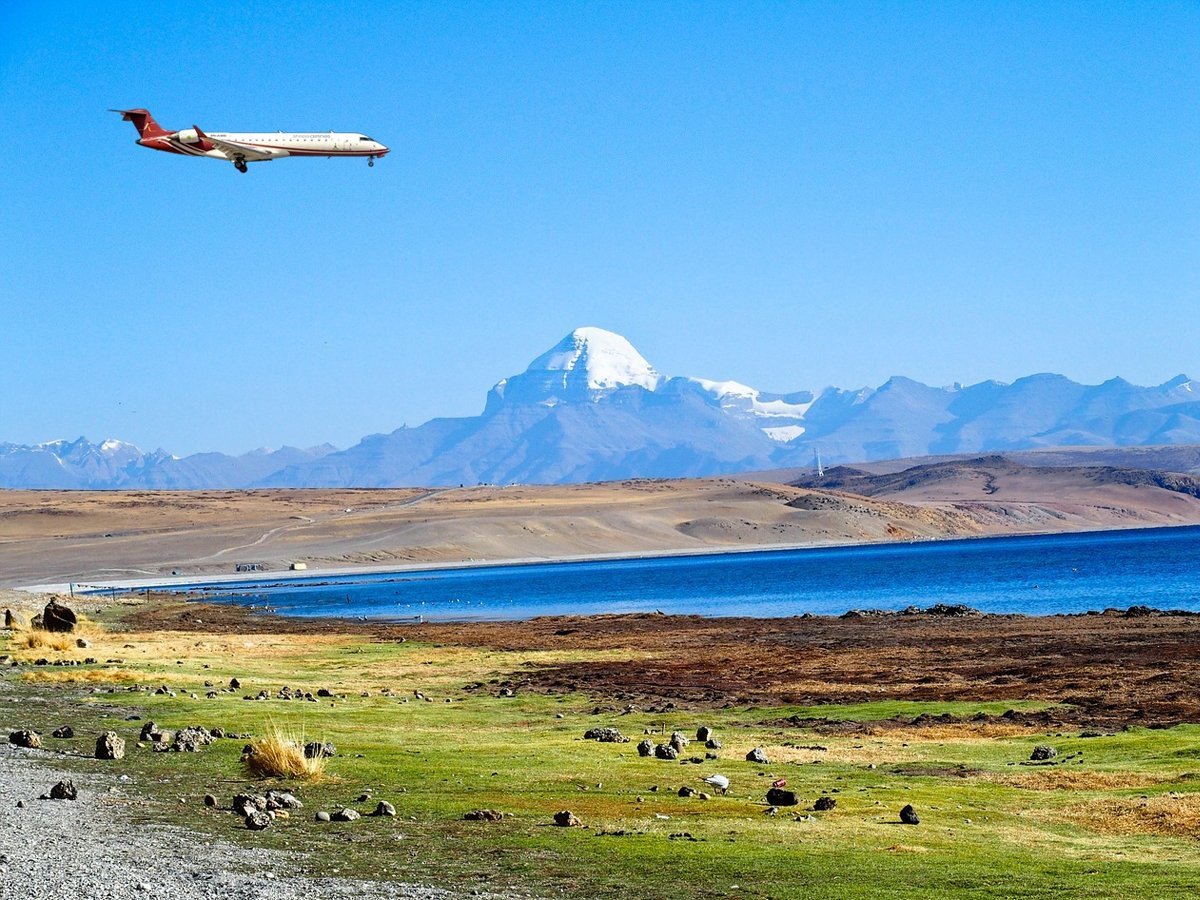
top-left (15, 631), bottom-right (75, 652)
top-left (243, 724), bottom-right (327, 780)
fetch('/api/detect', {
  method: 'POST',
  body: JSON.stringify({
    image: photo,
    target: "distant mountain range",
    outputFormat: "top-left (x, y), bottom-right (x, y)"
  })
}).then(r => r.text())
top-left (5, 327), bottom-right (1200, 488)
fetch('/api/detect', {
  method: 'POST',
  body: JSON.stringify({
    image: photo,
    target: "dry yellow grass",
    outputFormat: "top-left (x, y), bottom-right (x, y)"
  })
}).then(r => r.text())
top-left (243, 725), bottom-right (327, 780)
top-left (15, 631), bottom-right (75, 652)
top-left (990, 769), bottom-right (1172, 792)
top-left (21, 667), bottom-right (141, 684)
top-left (1067, 793), bottom-right (1200, 840)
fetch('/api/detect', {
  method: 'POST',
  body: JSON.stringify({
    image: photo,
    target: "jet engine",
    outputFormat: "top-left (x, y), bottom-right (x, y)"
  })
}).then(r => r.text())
top-left (174, 128), bottom-right (201, 144)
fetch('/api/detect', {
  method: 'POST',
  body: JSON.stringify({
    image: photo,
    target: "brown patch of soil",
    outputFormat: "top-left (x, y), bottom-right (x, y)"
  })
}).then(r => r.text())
top-left (122, 600), bottom-right (1200, 730)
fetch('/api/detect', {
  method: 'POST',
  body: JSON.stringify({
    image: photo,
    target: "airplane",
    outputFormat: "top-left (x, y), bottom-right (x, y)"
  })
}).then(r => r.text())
top-left (111, 108), bottom-right (388, 173)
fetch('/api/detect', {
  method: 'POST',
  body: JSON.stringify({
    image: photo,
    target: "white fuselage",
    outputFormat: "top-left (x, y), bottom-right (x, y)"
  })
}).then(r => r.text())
top-left (190, 132), bottom-right (387, 161)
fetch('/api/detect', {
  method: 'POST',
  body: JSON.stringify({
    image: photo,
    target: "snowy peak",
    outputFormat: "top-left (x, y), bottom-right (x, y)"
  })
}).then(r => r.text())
top-left (486, 327), bottom-right (663, 411)
top-left (526, 327), bottom-right (662, 392)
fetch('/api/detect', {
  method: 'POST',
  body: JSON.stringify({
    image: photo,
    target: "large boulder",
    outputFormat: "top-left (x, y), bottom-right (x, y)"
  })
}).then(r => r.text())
top-left (766, 788), bottom-right (798, 807)
top-left (636, 738), bottom-right (655, 757)
top-left (9, 730), bottom-right (41, 749)
top-left (265, 790), bottom-right (302, 811)
top-left (900, 804), bottom-right (920, 825)
top-left (49, 780), bottom-right (77, 801)
top-left (171, 726), bottom-right (214, 752)
top-left (746, 747), bottom-right (770, 764)
top-left (233, 794), bottom-right (267, 816)
top-left (553, 810), bottom-right (582, 827)
top-left (42, 599), bottom-right (77, 633)
top-left (95, 731), bottom-right (125, 760)
top-left (304, 741), bottom-right (336, 759)
top-left (245, 811), bottom-right (273, 831)
top-left (1030, 745), bottom-right (1057, 761)
top-left (654, 743), bottom-right (679, 760)
top-left (583, 727), bottom-right (629, 743)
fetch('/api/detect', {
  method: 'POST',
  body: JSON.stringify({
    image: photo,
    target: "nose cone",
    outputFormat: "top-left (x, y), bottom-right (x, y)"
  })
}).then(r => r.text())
top-left (377, 144), bottom-right (389, 157)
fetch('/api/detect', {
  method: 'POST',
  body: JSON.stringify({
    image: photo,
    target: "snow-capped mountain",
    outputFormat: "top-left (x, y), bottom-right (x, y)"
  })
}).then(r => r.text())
top-left (4, 327), bottom-right (1200, 488)
top-left (0, 439), bottom-right (334, 489)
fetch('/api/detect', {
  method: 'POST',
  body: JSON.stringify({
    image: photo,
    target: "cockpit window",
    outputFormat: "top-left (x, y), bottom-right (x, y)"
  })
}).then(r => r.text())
top-left (360, 136), bottom-right (374, 141)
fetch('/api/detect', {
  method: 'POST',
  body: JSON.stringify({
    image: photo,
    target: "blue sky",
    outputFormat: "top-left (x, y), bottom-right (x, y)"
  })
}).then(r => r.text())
top-left (1, 2), bottom-right (1197, 454)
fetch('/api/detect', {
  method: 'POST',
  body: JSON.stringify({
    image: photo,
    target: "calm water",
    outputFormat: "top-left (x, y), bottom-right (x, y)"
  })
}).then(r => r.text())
top-left (146, 525), bottom-right (1200, 621)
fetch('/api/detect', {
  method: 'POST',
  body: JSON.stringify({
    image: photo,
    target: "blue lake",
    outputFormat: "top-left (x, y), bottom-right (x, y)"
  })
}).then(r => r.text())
top-left (143, 525), bottom-right (1200, 621)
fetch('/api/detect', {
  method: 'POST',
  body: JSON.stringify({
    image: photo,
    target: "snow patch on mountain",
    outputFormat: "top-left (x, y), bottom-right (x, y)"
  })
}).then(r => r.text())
top-left (528, 326), bottom-right (663, 392)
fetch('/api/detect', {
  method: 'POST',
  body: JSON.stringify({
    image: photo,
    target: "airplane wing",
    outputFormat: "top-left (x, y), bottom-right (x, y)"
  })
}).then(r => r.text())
top-left (202, 132), bottom-right (276, 162)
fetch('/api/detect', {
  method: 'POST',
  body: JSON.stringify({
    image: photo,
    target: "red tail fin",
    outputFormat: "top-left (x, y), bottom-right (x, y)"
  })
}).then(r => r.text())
top-left (110, 108), bottom-right (168, 138)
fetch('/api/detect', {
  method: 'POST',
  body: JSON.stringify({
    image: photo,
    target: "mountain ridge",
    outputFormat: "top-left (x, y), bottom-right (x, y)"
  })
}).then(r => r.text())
top-left (4, 327), bottom-right (1199, 488)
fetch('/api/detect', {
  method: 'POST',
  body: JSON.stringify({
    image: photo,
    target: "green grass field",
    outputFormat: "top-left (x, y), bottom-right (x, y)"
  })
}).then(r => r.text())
top-left (4, 617), bottom-right (1200, 898)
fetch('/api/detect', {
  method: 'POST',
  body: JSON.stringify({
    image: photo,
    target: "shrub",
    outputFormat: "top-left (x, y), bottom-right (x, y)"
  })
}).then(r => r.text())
top-left (243, 725), bottom-right (327, 780)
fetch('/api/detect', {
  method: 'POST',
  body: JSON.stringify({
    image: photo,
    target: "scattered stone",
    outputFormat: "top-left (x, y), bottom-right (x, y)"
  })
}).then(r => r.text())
top-left (900, 804), bottom-right (920, 825)
top-left (203, 794), bottom-right (217, 807)
top-left (464, 809), bottom-right (505, 822)
top-left (315, 811), bottom-right (331, 823)
top-left (698, 791), bottom-right (711, 800)
top-left (304, 741), bottom-right (336, 759)
top-left (696, 726), bottom-right (714, 742)
top-left (5, 609), bottom-right (28, 629)
top-left (371, 801), bottom-right (396, 817)
top-left (95, 732), bottom-right (125, 760)
top-left (75, 638), bottom-right (90, 649)
top-left (764, 806), bottom-right (778, 816)
top-left (232, 794), bottom-right (267, 816)
top-left (766, 788), bottom-right (798, 807)
top-left (51, 726), bottom-right (74, 739)
top-left (9, 730), bottom-right (41, 749)
top-left (637, 738), bottom-right (655, 757)
top-left (317, 688), bottom-right (334, 698)
top-left (210, 727), bottom-right (225, 738)
top-left (42, 599), bottom-right (78, 633)
top-left (1030, 745), bottom-right (1058, 761)
top-left (229, 678), bottom-right (241, 690)
top-left (48, 780), bottom-right (77, 801)
top-left (245, 811), bottom-right (273, 830)
top-left (355, 792), bottom-right (373, 802)
top-left (583, 727), bottom-right (629, 743)
top-left (331, 808), bottom-right (361, 822)
top-left (553, 810), bottom-right (582, 827)
top-left (265, 790), bottom-right (302, 811)
top-left (171, 726), bottom-right (214, 753)
top-left (745, 747), bottom-right (770, 764)
top-left (678, 786), bottom-right (697, 798)
top-left (139, 722), bottom-right (164, 742)
top-left (705, 738), bottom-right (722, 750)
top-left (814, 796), bottom-right (836, 811)
top-left (654, 743), bottom-right (679, 760)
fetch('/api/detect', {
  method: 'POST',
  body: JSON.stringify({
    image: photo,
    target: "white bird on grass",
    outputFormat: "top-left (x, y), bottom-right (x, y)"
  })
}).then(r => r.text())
top-left (703, 774), bottom-right (730, 795)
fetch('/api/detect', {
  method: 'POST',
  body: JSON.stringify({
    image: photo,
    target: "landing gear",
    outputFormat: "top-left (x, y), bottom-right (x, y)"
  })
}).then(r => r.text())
top-left (368, 156), bottom-right (375, 167)
top-left (234, 157), bottom-right (248, 173)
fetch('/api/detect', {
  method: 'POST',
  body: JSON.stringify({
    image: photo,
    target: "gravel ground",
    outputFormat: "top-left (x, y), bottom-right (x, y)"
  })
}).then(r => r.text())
top-left (0, 744), bottom-right (509, 899)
